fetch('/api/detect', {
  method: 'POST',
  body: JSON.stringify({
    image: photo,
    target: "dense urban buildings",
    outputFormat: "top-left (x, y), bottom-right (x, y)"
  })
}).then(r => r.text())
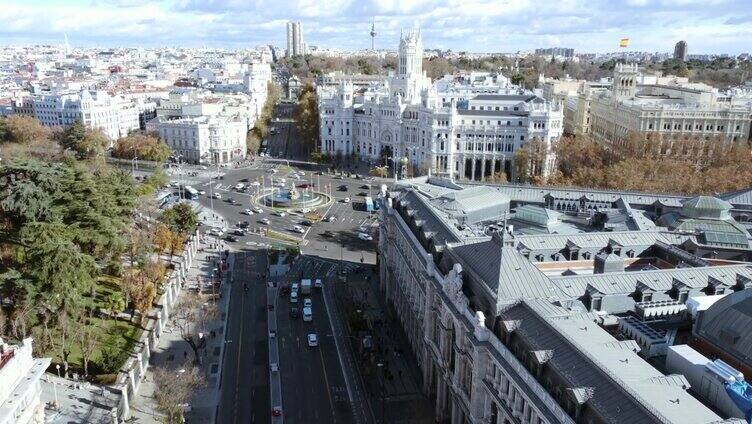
top-left (0, 339), bottom-right (50, 424)
top-left (318, 29), bottom-right (563, 181)
top-left (379, 176), bottom-right (752, 424)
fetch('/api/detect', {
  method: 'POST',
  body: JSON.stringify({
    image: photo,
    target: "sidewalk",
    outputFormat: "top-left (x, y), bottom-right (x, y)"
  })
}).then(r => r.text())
top-left (128, 236), bottom-right (231, 423)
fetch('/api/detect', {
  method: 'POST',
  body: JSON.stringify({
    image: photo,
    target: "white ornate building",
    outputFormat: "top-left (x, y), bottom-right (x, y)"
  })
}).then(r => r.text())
top-left (317, 29), bottom-right (563, 181)
top-left (146, 115), bottom-right (246, 164)
top-left (378, 177), bottom-right (752, 424)
top-left (588, 64), bottom-right (752, 144)
top-left (0, 338), bottom-right (50, 424)
top-left (12, 88), bottom-right (140, 142)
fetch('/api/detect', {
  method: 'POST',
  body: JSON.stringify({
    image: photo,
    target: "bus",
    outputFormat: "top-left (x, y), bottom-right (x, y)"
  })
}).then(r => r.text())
top-left (365, 196), bottom-right (374, 213)
top-left (183, 185), bottom-right (199, 200)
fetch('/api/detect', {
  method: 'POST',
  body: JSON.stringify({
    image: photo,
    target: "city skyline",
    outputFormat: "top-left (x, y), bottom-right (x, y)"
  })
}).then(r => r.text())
top-left (1, 0), bottom-right (751, 54)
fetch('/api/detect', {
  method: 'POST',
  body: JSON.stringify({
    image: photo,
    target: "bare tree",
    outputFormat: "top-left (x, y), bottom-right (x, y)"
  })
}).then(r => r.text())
top-left (153, 364), bottom-right (205, 424)
top-left (171, 293), bottom-right (217, 365)
top-left (77, 310), bottom-right (101, 378)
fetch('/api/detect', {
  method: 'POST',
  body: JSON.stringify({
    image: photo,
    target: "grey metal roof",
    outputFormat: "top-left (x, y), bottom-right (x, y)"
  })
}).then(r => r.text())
top-left (681, 196), bottom-right (733, 219)
top-left (448, 238), bottom-right (569, 303)
top-left (456, 109), bottom-right (529, 117)
top-left (720, 188), bottom-right (752, 208)
top-left (501, 300), bottom-right (724, 424)
top-left (515, 230), bottom-right (687, 253)
top-left (430, 185), bottom-right (510, 225)
top-left (550, 264), bottom-right (752, 297)
top-left (398, 190), bottom-right (462, 249)
top-left (695, 288), bottom-right (752, 370)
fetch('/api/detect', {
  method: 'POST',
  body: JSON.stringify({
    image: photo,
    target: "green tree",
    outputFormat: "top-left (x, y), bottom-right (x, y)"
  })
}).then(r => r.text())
top-left (62, 119), bottom-right (87, 151)
top-left (160, 203), bottom-right (198, 235)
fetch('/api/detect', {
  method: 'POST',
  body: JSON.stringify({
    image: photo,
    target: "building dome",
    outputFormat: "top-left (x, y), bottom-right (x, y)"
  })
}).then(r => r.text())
top-left (680, 196), bottom-right (732, 220)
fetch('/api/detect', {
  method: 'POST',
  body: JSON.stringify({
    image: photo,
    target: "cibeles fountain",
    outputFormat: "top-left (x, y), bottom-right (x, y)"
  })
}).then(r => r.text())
top-left (258, 181), bottom-right (331, 210)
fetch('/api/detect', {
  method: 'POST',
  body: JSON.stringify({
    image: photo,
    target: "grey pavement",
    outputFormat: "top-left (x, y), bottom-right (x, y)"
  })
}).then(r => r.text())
top-left (128, 236), bottom-right (229, 424)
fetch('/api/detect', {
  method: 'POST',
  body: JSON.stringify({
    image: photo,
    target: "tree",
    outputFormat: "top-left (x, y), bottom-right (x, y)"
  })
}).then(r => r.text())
top-left (294, 83), bottom-right (320, 156)
top-left (2, 115), bottom-right (51, 145)
top-left (77, 310), bottom-right (100, 377)
top-left (172, 293), bottom-right (217, 365)
top-left (153, 364), bottom-right (205, 423)
top-left (74, 128), bottom-right (109, 159)
top-left (61, 119), bottom-right (87, 152)
top-left (246, 130), bottom-right (261, 155)
top-left (160, 203), bottom-right (198, 235)
top-left (112, 132), bottom-right (171, 162)
top-left (153, 223), bottom-right (174, 254)
top-left (104, 292), bottom-right (125, 316)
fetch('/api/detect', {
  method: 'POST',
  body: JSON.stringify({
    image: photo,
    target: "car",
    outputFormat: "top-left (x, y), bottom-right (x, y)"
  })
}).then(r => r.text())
top-left (358, 192), bottom-right (368, 197)
top-left (303, 298), bottom-right (312, 307)
top-left (303, 306), bottom-right (312, 322)
top-left (198, 190), bottom-right (206, 195)
top-left (338, 185), bottom-right (348, 191)
top-left (297, 183), bottom-right (313, 188)
top-left (200, 166), bottom-right (208, 170)
top-left (226, 198), bottom-right (238, 205)
top-left (292, 225), bottom-right (305, 234)
top-left (361, 184), bottom-right (371, 189)
top-left (252, 207), bottom-right (263, 213)
top-left (226, 235), bottom-right (239, 242)
top-left (358, 232), bottom-right (373, 241)
top-left (300, 220), bottom-right (312, 226)
top-left (242, 209), bottom-right (254, 215)
top-left (212, 192), bottom-right (221, 199)
top-left (307, 333), bottom-right (318, 347)
top-left (267, 169), bottom-right (278, 174)
top-left (208, 227), bottom-right (224, 236)
top-left (297, 171), bottom-right (305, 176)
top-left (290, 291), bottom-right (298, 303)
top-left (250, 181), bottom-right (261, 187)
top-left (233, 229), bottom-right (245, 236)
top-left (170, 181), bottom-right (179, 187)
top-left (325, 216), bottom-right (337, 222)
top-left (239, 178), bottom-right (249, 182)
top-left (260, 218), bottom-right (271, 225)
top-left (238, 221), bottom-right (250, 228)
top-left (322, 230), bottom-right (335, 238)
top-left (234, 183), bottom-right (245, 190)
top-left (275, 211), bottom-right (287, 217)
top-left (343, 197), bottom-right (351, 203)
top-left (290, 308), bottom-right (299, 319)
top-left (314, 279), bottom-right (323, 288)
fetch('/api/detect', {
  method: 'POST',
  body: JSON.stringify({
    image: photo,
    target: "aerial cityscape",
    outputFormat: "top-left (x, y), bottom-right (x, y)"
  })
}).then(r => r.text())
top-left (1, 1), bottom-right (752, 424)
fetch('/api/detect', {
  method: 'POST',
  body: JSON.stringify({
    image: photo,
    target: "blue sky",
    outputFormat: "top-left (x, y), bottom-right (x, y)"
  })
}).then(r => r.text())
top-left (1, 0), bottom-right (750, 54)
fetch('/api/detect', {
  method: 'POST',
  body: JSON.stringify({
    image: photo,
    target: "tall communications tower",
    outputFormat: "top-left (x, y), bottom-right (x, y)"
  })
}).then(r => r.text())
top-left (370, 19), bottom-right (376, 51)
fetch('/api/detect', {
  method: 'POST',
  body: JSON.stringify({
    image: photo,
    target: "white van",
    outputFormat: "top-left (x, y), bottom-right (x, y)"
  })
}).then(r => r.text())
top-left (302, 306), bottom-right (312, 322)
top-left (291, 283), bottom-right (299, 292)
top-left (290, 291), bottom-right (298, 303)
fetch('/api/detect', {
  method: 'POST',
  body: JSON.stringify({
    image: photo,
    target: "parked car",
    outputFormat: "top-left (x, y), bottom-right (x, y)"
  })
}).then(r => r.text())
top-left (325, 216), bottom-right (337, 222)
top-left (300, 220), bottom-right (313, 226)
top-left (212, 192), bottom-right (221, 199)
top-left (292, 225), bottom-right (305, 234)
top-left (358, 232), bottom-right (373, 241)
top-left (290, 308), bottom-right (299, 319)
top-left (303, 298), bottom-right (312, 308)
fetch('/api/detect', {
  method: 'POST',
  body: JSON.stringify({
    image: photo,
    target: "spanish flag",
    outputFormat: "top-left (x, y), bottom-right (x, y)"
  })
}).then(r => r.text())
top-left (619, 38), bottom-right (630, 48)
